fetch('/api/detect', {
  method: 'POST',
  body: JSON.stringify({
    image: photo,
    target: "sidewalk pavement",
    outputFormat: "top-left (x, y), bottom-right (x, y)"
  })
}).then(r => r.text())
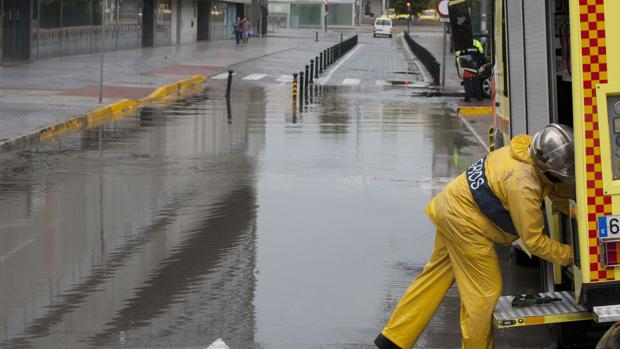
top-left (0, 35), bottom-right (327, 145)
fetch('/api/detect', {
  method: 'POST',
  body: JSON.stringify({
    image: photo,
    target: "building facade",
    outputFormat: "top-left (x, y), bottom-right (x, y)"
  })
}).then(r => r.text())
top-left (0, 0), bottom-right (266, 63)
top-left (267, 0), bottom-right (357, 29)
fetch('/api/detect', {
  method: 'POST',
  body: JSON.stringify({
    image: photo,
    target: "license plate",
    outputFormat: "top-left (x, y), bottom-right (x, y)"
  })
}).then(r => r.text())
top-left (598, 215), bottom-right (620, 240)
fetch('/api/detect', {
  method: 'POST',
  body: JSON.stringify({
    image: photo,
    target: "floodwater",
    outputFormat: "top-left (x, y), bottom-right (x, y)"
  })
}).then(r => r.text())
top-left (0, 81), bottom-right (547, 348)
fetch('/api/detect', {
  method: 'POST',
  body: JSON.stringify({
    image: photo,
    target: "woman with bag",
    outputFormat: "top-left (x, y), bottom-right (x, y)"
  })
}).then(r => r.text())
top-left (241, 17), bottom-right (250, 44)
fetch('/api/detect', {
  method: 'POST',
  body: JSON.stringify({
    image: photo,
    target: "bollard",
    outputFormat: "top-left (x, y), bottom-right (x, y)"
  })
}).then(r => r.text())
top-left (292, 73), bottom-right (298, 103)
top-left (226, 98), bottom-right (232, 124)
top-left (299, 71), bottom-right (304, 106)
top-left (326, 48), bottom-right (330, 66)
top-left (323, 50), bottom-right (327, 68)
top-left (319, 52), bottom-right (324, 73)
top-left (341, 33), bottom-right (343, 43)
top-left (225, 70), bottom-right (234, 99)
top-left (310, 60), bottom-right (314, 83)
top-left (315, 31), bottom-right (319, 42)
top-left (315, 57), bottom-right (319, 78)
top-left (305, 65), bottom-right (309, 90)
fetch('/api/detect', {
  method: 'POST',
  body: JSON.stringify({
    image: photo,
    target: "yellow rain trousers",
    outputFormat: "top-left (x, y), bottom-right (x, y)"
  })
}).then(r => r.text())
top-left (377, 135), bottom-right (573, 349)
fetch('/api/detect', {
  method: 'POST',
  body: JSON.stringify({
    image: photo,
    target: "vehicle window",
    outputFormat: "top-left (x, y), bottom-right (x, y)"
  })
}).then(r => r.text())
top-left (375, 19), bottom-right (386, 25)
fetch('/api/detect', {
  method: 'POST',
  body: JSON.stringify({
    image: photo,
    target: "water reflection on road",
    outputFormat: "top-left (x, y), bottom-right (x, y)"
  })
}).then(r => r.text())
top-left (0, 83), bottom-right (486, 348)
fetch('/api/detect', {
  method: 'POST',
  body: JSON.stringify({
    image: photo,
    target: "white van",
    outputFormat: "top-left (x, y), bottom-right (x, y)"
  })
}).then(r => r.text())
top-left (373, 17), bottom-right (393, 38)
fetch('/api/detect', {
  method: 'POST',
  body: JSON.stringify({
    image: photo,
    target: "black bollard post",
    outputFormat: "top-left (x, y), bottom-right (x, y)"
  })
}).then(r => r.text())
top-left (326, 48), bottom-right (330, 66)
top-left (315, 31), bottom-right (319, 42)
top-left (319, 52), bottom-right (324, 73)
top-left (225, 70), bottom-right (234, 99)
top-left (310, 60), bottom-right (314, 83)
top-left (305, 65), bottom-right (309, 90)
top-left (315, 57), bottom-right (319, 78)
top-left (340, 33), bottom-right (343, 43)
top-left (292, 73), bottom-right (298, 104)
top-left (327, 48), bottom-right (330, 66)
top-left (299, 71), bottom-right (304, 106)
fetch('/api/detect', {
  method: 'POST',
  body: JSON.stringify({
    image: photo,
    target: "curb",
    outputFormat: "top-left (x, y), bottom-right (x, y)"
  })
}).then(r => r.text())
top-left (457, 106), bottom-right (493, 117)
top-left (0, 75), bottom-right (207, 151)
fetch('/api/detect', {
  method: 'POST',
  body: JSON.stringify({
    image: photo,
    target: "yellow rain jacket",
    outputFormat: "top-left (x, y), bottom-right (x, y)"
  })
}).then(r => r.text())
top-left (426, 134), bottom-right (573, 265)
top-left (378, 135), bottom-right (573, 349)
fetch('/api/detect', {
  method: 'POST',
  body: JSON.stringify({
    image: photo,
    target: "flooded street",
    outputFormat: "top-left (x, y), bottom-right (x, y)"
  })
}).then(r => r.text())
top-left (1, 34), bottom-right (551, 348)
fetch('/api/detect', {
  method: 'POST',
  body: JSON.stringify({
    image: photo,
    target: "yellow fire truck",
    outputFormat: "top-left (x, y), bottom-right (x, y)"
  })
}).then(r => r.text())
top-left (448, 0), bottom-right (620, 346)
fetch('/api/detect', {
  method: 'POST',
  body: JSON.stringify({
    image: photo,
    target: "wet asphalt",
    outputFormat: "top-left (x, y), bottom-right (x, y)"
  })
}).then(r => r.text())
top-left (1, 33), bottom-right (552, 348)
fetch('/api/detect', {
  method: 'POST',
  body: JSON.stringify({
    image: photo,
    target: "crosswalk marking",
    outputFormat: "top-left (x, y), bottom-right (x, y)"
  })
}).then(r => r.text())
top-left (206, 338), bottom-right (230, 349)
top-left (375, 80), bottom-right (389, 86)
top-left (242, 73), bottom-right (267, 80)
top-left (211, 72), bottom-right (231, 80)
top-left (211, 72), bottom-right (426, 87)
top-left (342, 78), bottom-right (360, 85)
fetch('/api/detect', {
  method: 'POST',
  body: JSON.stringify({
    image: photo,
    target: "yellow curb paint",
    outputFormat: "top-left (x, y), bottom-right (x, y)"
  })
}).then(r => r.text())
top-left (37, 75), bottom-right (207, 144)
top-left (457, 106), bottom-right (493, 117)
top-left (39, 117), bottom-right (85, 142)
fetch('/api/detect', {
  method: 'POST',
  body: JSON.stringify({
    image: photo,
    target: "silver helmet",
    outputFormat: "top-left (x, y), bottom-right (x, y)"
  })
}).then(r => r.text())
top-left (529, 124), bottom-right (575, 183)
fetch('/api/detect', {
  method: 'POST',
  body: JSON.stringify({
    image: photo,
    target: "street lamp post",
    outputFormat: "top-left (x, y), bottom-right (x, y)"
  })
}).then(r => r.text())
top-left (323, 0), bottom-right (328, 32)
top-left (406, 2), bottom-right (411, 33)
top-left (99, 0), bottom-right (106, 103)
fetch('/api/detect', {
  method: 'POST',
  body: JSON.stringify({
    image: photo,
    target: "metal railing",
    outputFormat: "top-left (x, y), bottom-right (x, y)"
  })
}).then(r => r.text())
top-left (292, 34), bottom-right (359, 110)
top-left (404, 30), bottom-right (440, 85)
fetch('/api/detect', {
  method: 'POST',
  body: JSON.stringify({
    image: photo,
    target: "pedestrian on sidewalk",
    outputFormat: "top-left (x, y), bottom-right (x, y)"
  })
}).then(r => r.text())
top-left (241, 17), bottom-right (251, 44)
top-left (233, 17), bottom-right (242, 46)
top-left (375, 124), bottom-right (576, 349)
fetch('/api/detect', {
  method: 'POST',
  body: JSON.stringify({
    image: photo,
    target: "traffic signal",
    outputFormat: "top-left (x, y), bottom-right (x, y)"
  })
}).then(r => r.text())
top-left (406, 2), bottom-right (411, 7)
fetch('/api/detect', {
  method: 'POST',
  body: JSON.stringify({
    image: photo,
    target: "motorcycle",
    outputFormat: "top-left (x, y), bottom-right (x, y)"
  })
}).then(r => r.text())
top-left (455, 48), bottom-right (493, 99)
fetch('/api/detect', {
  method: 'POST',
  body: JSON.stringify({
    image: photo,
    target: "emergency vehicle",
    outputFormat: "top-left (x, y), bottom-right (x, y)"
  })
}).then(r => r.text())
top-left (448, 0), bottom-right (620, 346)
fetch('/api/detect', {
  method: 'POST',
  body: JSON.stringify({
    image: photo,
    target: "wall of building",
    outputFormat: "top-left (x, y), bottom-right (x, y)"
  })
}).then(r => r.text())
top-left (172, 0), bottom-right (198, 44)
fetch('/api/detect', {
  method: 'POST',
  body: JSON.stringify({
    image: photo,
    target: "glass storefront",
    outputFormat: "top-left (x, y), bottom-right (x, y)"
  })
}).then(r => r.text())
top-left (33, 0), bottom-right (143, 59)
top-left (210, 1), bottom-right (228, 40)
top-left (290, 3), bottom-right (321, 28)
top-left (267, 3), bottom-right (288, 30)
top-left (326, 3), bottom-right (352, 27)
top-left (155, 0), bottom-right (172, 46)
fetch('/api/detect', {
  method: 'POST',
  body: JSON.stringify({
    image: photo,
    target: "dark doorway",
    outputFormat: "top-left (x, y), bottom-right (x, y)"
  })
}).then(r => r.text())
top-left (2, 0), bottom-right (31, 62)
top-left (236, 3), bottom-right (244, 19)
top-left (142, 0), bottom-right (155, 47)
top-left (197, 0), bottom-right (210, 41)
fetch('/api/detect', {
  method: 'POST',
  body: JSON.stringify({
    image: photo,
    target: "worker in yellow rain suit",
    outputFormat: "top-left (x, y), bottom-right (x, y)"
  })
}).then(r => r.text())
top-left (375, 124), bottom-right (575, 349)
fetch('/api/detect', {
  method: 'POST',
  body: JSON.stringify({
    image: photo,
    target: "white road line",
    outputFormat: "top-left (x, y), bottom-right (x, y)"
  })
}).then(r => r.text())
top-left (459, 115), bottom-right (490, 153)
top-left (276, 75), bottom-right (292, 82)
top-left (242, 73), bottom-right (267, 80)
top-left (319, 44), bottom-right (362, 85)
top-left (375, 80), bottom-right (389, 86)
top-left (211, 73), bottom-right (230, 80)
top-left (206, 339), bottom-right (230, 349)
top-left (342, 78), bottom-right (360, 85)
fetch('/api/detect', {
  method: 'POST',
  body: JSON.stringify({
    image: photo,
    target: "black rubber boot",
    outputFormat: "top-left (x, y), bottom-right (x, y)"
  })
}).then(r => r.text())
top-left (374, 333), bottom-right (402, 349)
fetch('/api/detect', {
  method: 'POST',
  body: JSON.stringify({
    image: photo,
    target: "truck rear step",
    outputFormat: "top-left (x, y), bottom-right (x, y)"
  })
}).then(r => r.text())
top-left (493, 291), bottom-right (593, 328)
